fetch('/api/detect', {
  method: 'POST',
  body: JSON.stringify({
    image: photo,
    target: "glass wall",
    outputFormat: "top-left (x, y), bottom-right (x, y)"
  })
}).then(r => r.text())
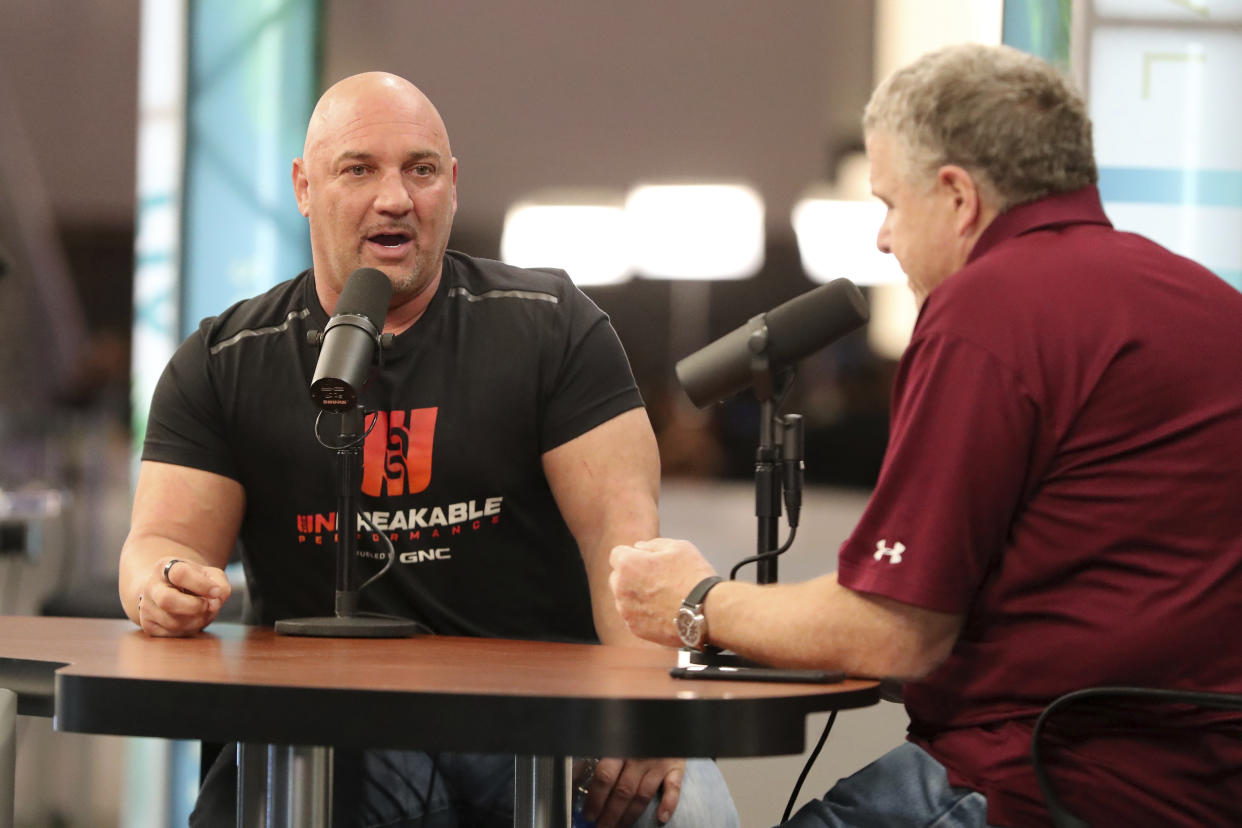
top-left (1080, 0), bottom-right (1242, 290)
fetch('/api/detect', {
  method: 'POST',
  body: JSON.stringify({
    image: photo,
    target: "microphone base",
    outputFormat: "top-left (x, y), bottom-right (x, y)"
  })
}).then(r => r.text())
top-left (275, 615), bottom-right (423, 638)
top-left (678, 647), bottom-right (765, 668)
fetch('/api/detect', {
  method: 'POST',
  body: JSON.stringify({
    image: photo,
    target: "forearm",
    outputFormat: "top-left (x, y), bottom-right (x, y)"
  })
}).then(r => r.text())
top-left (119, 462), bottom-right (243, 631)
top-left (543, 408), bottom-right (663, 649)
top-left (587, 500), bottom-right (661, 648)
top-left (701, 572), bottom-right (961, 680)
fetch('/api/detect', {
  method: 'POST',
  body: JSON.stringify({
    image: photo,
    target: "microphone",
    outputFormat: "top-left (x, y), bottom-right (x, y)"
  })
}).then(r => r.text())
top-left (309, 268), bottom-right (392, 410)
top-left (675, 278), bottom-right (869, 407)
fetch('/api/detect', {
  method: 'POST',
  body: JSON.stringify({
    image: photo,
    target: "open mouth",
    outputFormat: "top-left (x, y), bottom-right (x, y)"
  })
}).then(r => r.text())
top-left (369, 232), bottom-right (411, 248)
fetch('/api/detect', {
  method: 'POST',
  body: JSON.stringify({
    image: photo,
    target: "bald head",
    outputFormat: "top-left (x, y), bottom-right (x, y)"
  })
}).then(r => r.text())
top-left (303, 72), bottom-right (452, 163)
top-left (292, 71), bottom-right (459, 329)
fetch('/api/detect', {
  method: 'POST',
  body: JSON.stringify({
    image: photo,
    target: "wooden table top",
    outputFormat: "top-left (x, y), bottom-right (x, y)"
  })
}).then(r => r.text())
top-left (0, 616), bottom-right (880, 758)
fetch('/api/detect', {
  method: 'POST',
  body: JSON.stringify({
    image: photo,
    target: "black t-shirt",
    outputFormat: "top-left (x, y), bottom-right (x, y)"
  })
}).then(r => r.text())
top-left (143, 251), bottom-right (644, 641)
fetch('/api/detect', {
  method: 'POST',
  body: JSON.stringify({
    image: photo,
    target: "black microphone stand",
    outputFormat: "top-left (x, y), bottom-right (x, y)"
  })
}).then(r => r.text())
top-left (685, 325), bottom-right (805, 668)
top-left (329, 407), bottom-right (365, 617)
top-left (751, 343), bottom-right (782, 585)
top-left (746, 323), bottom-right (805, 586)
top-left (277, 368), bottom-right (420, 638)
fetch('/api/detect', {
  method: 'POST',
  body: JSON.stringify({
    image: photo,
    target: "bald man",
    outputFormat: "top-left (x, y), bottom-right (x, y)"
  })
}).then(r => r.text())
top-left (119, 72), bottom-right (737, 828)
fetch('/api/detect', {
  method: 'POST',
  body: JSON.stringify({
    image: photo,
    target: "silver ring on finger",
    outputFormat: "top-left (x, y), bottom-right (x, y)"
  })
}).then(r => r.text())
top-left (163, 558), bottom-right (184, 585)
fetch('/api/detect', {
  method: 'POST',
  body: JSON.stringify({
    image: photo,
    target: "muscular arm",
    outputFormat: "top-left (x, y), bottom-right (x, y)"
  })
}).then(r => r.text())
top-left (544, 408), bottom-right (688, 827)
top-left (610, 539), bottom-right (964, 681)
top-left (118, 461), bottom-right (244, 636)
top-left (542, 407), bottom-right (661, 648)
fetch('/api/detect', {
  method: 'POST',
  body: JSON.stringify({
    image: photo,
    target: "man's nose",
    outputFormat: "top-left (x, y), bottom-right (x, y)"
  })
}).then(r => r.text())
top-left (374, 170), bottom-right (414, 215)
top-left (876, 222), bottom-right (891, 254)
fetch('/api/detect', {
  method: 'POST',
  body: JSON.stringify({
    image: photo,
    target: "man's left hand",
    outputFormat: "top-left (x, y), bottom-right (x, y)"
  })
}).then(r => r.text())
top-left (576, 757), bottom-right (685, 827)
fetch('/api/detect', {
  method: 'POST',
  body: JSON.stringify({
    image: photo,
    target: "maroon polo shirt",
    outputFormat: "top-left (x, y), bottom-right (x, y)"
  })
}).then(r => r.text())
top-left (837, 186), bottom-right (1242, 826)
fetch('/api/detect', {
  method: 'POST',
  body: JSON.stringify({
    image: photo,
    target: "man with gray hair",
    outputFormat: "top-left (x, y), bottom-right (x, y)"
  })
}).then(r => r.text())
top-left (610, 43), bottom-right (1242, 826)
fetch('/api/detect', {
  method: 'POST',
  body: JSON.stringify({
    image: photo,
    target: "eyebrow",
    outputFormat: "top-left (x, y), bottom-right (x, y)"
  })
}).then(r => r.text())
top-left (333, 149), bottom-right (444, 166)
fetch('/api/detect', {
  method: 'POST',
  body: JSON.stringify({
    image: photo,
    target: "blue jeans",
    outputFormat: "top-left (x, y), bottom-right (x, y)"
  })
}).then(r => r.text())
top-left (193, 746), bottom-right (738, 827)
top-left (778, 742), bottom-right (997, 828)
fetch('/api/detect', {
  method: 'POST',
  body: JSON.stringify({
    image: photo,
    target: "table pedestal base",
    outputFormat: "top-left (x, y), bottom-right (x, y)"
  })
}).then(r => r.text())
top-left (238, 743), bottom-right (333, 827)
top-left (515, 755), bottom-right (568, 828)
top-left (1, 689), bottom-right (14, 828)
top-left (237, 746), bottom-right (569, 828)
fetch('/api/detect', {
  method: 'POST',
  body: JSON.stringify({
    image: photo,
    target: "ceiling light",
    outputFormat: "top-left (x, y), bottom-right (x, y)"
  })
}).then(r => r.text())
top-left (500, 199), bottom-right (631, 286)
top-left (791, 197), bottom-right (905, 285)
top-left (626, 183), bottom-right (764, 280)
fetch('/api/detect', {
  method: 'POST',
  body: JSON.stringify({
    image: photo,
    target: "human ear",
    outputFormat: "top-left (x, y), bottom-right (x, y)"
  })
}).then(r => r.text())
top-left (292, 158), bottom-right (311, 217)
top-left (938, 165), bottom-right (981, 237)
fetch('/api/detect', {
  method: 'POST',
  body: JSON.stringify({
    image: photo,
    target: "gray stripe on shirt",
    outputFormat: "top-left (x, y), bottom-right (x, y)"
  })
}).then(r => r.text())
top-left (209, 308), bottom-right (311, 355)
top-left (447, 287), bottom-right (559, 304)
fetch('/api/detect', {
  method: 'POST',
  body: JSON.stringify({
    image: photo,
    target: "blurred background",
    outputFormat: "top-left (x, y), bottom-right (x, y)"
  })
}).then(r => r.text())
top-left (2, 0), bottom-right (1239, 825)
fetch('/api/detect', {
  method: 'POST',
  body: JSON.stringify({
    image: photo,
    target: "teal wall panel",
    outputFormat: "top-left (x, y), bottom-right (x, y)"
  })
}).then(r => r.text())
top-left (182, 0), bottom-right (320, 336)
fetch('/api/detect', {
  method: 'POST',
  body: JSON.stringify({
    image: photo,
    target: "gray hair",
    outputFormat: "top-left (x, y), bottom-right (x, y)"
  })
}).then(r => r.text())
top-left (863, 43), bottom-right (1097, 210)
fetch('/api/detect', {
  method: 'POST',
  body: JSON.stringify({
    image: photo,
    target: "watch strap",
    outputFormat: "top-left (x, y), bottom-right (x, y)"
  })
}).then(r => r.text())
top-left (684, 575), bottom-right (725, 607)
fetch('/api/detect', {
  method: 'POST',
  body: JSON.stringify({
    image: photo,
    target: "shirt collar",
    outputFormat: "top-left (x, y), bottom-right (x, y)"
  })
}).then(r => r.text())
top-left (966, 185), bottom-right (1112, 265)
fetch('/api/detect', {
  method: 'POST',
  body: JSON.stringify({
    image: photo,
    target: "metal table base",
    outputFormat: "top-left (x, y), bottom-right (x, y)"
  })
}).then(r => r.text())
top-left (238, 745), bottom-right (568, 828)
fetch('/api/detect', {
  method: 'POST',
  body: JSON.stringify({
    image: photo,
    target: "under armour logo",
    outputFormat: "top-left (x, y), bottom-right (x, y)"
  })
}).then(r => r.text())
top-left (874, 540), bottom-right (905, 564)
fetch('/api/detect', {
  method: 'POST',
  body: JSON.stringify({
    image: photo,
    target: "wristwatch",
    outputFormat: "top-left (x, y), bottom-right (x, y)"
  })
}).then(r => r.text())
top-left (676, 575), bottom-right (725, 651)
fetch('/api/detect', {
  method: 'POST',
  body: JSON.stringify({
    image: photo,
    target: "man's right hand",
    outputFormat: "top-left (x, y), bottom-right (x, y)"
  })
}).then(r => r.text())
top-left (136, 557), bottom-right (231, 637)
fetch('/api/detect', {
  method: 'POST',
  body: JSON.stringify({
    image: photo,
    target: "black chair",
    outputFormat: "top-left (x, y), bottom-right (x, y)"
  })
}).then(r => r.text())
top-left (1031, 686), bottom-right (1242, 828)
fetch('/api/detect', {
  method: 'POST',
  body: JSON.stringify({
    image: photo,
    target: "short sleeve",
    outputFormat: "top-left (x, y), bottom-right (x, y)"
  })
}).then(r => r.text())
top-left (538, 288), bottom-right (644, 452)
top-left (837, 333), bottom-right (1038, 613)
top-left (141, 324), bottom-right (240, 481)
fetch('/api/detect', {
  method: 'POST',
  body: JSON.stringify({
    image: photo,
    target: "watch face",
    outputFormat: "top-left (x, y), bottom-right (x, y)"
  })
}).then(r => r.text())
top-left (676, 606), bottom-right (704, 649)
